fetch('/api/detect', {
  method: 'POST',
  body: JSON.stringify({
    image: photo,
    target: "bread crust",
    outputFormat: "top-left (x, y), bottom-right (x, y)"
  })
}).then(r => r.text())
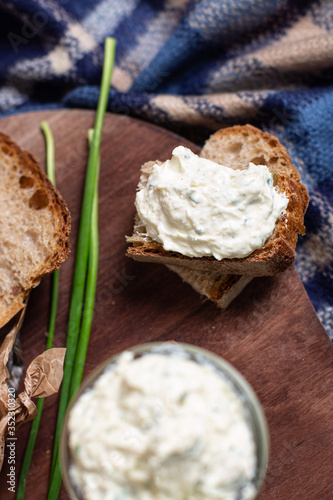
top-left (0, 132), bottom-right (71, 328)
top-left (126, 125), bottom-right (306, 277)
top-left (200, 124), bottom-right (309, 212)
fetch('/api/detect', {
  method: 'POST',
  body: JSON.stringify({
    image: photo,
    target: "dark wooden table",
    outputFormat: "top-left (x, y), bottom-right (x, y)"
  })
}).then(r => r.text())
top-left (0, 110), bottom-right (332, 499)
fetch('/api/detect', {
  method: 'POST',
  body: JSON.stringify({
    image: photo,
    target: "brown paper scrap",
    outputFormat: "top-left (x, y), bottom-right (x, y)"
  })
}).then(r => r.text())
top-left (14, 348), bottom-right (66, 430)
top-left (23, 348), bottom-right (66, 399)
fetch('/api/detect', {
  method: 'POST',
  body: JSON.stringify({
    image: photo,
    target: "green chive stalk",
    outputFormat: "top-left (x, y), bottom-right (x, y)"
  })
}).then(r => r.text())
top-left (70, 129), bottom-right (99, 397)
top-left (47, 38), bottom-right (116, 499)
top-left (16, 122), bottom-right (59, 500)
top-left (46, 132), bottom-right (99, 499)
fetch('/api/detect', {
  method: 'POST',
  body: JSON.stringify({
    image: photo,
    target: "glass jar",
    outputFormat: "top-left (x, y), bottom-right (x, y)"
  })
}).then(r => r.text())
top-left (61, 342), bottom-right (269, 500)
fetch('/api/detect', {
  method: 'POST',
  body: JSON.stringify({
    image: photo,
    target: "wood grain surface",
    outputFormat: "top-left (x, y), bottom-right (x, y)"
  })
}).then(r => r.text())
top-left (0, 110), bottom-right (332, 500)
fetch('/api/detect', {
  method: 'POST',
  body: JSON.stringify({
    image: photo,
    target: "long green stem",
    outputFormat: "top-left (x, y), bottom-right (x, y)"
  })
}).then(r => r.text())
top-left (70, 130), bottom-right (99, 398)
top-left (41, 121), bottom-right (56, 184)
top-left (47, 38), bottom-right (116, 499)
top-left (16, 121), bottom-right (59, 500)
top-left (41, 122), bottom-right (59, 352)
top-left (47, 132), bottom-right (100, 499)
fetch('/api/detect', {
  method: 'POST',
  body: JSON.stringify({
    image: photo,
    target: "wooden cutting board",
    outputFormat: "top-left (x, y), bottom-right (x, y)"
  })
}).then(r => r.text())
top-left (0, 110), bottom-right (332, 499)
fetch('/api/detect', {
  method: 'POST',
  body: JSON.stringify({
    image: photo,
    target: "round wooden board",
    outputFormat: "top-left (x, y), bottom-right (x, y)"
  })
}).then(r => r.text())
top-left (0, 110), bottom-right (332, 499)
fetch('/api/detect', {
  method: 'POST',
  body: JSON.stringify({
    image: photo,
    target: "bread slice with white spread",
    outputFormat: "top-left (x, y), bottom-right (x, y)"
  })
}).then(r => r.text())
top-left (0, 132), bottom-right (70, 328)
top-left (127, 125), bottom-right (307, 279)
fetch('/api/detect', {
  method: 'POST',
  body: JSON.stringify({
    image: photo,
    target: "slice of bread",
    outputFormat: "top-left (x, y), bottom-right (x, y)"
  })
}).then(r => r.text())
top-left (0, 132), bottom-right (71, 328)
top-left (126, 125), bottom-right (307, 277)
top-left (167, 125), bottom-right (309, 307)
top-left (166, 265), bottom-right (253, 309)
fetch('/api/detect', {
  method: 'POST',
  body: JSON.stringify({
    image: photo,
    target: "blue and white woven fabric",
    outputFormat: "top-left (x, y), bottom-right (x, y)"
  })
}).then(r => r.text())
top-left (0, 0), bottom-right (332, 338)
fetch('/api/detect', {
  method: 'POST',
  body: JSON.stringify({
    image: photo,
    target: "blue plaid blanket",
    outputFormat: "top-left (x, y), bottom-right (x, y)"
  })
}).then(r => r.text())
top-left (0, 0), bottom-right (332, 338)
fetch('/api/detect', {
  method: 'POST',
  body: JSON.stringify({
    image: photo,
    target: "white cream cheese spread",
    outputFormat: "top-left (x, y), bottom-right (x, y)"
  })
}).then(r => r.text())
top-left (135, 146), bottom-right (288, 259)
top-left (68, 351), bottom-right (257, 500)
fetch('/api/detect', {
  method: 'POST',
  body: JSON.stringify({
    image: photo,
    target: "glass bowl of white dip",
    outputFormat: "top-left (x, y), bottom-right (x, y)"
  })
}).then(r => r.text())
top-left (61, 342), bottom-right (269, 500)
